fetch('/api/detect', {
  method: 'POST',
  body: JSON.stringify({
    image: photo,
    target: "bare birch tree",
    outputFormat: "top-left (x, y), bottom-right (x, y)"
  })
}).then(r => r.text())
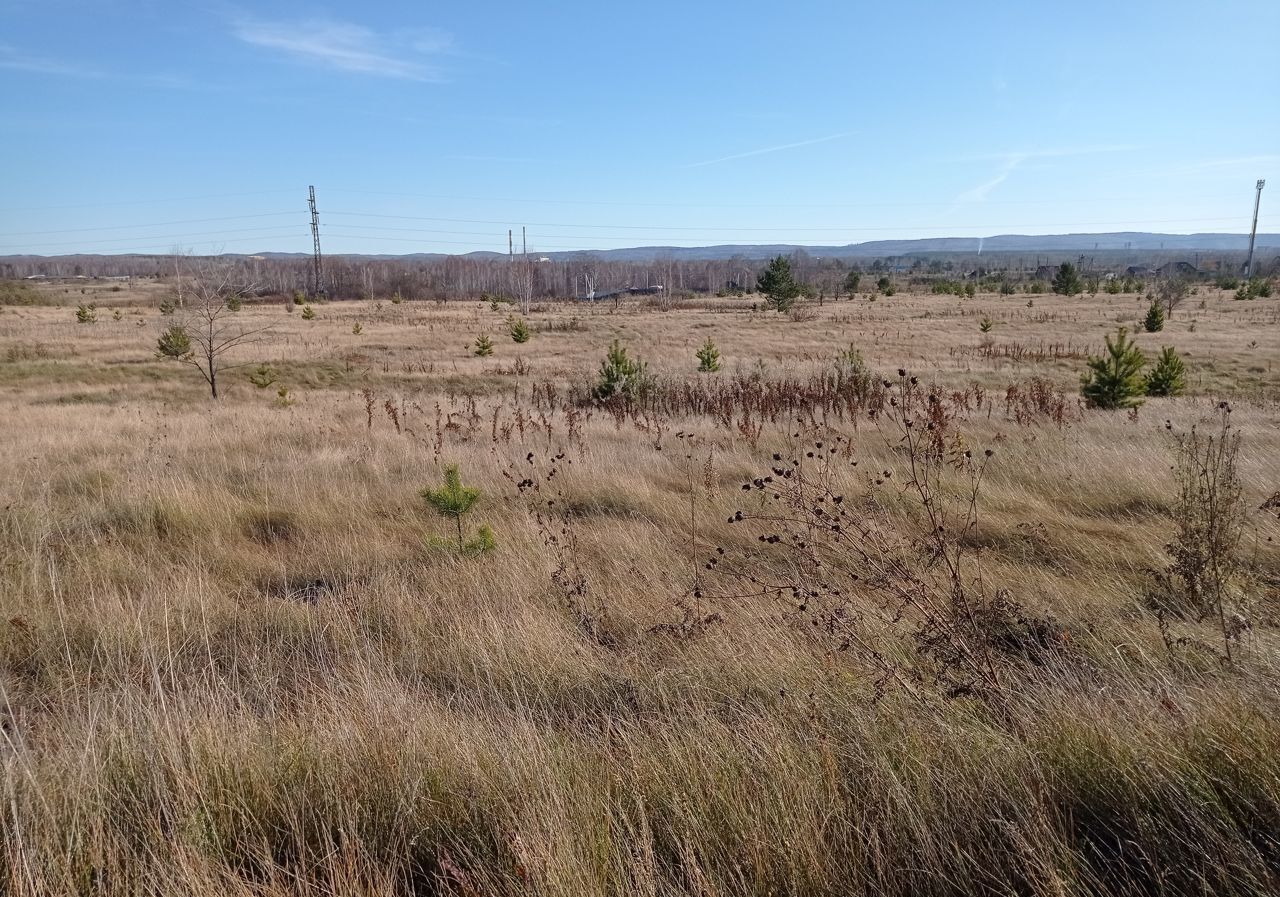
top-left (156, 264), bottom-right (272, 399)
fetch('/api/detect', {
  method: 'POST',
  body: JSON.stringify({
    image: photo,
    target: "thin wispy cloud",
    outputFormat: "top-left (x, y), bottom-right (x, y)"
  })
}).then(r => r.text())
top-left (962, 145), bottom-right (1139, 164)
top-left (0, 44), bottom-right (194, 88)
top-left (0, 44), bottom-right (106, 78)
top-left (955, 145), bottom-right (1138, 203)
top-left (233, 18), bottom-right (452, 81)
top-left (1170, 155), bottom-right (1277, 174)
top-left (687, 133), bottom-right (847, 168)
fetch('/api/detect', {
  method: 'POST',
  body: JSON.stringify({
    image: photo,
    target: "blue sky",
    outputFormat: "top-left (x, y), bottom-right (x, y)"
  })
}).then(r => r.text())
top-left (1, 0), bottom-right (1277, 256)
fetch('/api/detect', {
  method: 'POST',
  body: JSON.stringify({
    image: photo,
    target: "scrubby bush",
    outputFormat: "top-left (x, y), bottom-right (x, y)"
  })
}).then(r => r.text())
top-left (352, 322), bottom-right (363, 335)
top-left (75, 304), bottom-right (97, 324)
top-left (300, 305), bottom-right (316, 320)
top-left (979, 316), bottom-right (994, 333)
top-left (473, 334), bottom-right (494, 356)
top-left (291, 290), bottom-right (305, 305)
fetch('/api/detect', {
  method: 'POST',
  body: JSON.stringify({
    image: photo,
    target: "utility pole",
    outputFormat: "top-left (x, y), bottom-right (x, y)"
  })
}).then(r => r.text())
top-left (308, 185), bottom-right (324, 297)
top-left (1245, 179), bottom-right (1265, 278)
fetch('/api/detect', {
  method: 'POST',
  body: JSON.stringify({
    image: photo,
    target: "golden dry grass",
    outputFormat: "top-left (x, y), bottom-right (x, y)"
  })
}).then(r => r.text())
top-left (1, 282), bottom-right (1279, 895)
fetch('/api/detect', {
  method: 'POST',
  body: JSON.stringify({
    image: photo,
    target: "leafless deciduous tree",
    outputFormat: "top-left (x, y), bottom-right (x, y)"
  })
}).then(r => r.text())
top-left (1157, 277), bottom-right (1190, 315)
top-left (511, 254), bottom-right (536, 315)
top-left (156, 264), bottom-right (272, 399)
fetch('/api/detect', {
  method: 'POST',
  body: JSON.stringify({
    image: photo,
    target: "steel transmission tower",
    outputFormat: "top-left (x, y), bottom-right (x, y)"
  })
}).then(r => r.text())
top-left (1244, 179), bottom-right (1265, 278)
top-left (308, 185), bottom-right (325, 297)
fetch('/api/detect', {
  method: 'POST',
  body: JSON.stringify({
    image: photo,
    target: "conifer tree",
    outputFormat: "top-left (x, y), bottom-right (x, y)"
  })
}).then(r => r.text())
top-left (1145, 346), bottom-right (1186, 397)
top-left (1081, 327), bottom-right (1147, 408)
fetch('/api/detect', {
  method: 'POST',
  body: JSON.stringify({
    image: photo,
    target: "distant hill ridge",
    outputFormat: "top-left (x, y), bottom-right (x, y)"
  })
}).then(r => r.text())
top-left (3, 231), bottom-right (1277, 264)
top-left (234, 231), bottom-right (1280, 262)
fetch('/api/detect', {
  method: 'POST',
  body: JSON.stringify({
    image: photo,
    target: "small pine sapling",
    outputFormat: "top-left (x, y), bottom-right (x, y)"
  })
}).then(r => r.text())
top-left (247, 363), bottom-right (278, 389)
top-left (509, 317), bottom-right (531, 343)
top-left (593, 339), bottom-right (650, 400)
top-left (352, 322), bottom-right (364, 335)
top-left (1144, 300), bottom-right (1165, 333)
top-left (1144, 346), bottom-right (1186, 397)
top-left (422, 465), bottom-right (494, 554)
top-left (156, 325), bottom-right (193, 360)
top-left (75, 304), bottom-right (97, 324)
top-left (1081, 327), bottom-right (1147, 409)
top-left (696, 337), bottom-right (721, 372)
top-left (300, 305), bottom-right (316, 320)
top-left (473, 334), bottom-right (494, 356)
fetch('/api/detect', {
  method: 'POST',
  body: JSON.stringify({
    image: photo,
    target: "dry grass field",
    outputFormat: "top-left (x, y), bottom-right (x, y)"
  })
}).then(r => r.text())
top-left (2, 279), bottom-right (1279, 895)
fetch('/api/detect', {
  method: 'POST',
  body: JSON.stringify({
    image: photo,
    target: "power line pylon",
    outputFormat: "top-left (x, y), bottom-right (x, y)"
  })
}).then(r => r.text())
top-left (1245, 179), bottom-right (1265, 278)
top-left (308, 185), bottom-right (325, 297)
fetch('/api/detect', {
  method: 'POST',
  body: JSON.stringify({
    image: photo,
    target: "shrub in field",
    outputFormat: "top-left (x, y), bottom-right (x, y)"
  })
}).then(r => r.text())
top-left (1081, 327), bottom-right (1146, 409)
top-left (112, 309), bottom-right (123, 322)
top-left (473, 334), bottom-right (494, 356)
top-left (391, 291), bottom-right (403, 305)
top-left (292, 290), bottom-right (305, 305)
top-left (225, 294), bottom-right (243, 312)
top-left (979, 316), bottom-right (994, 333)
top-left (509, 317), bottom-right (531, 343)
top-left (696, 337), bottom-right (721, 372)
top-left (1157, 277), bottom-right (1189, 314)
top-left (757, 255), bottom-right (800, 312)
top-left (75, 304), bottom-right (97, 324)
top-left (1151, 408), bottom-right (1245, 661)
top-left (0, 280), bottom-right (42, 305)
top-left (593, 339), bottom-right (651, 401)
top-left (352, 322), bottom-right (363, 335)
top-left (422, 464), bottom-right (494, 554)
top-left (1235, 278), bottom-right (1273, 300)
top-left (843, 271), bottom-right (861, 293)
top-left (1144, 346), bottom-right (1186, 397)
top-left (274, 385), bottom-right (295, 407)
top-left (300, 305), bottom-right (316, 320)
top-left (1143, 300), bottom-right (1165, 332)
top-left (1052, 263), bottom-right (1083, 296)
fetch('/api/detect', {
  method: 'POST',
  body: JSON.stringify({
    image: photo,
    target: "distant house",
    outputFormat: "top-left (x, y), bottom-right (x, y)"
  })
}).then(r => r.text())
top-left (1155, 261), bottom-right (1199, 277)
top-left (1125, 266), bottom-right (1155, 277)
top-left (577, 285), bottom-right (665, 301)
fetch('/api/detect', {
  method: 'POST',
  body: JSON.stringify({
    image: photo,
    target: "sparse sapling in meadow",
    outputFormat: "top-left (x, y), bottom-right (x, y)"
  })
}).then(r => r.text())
top-left (422, 464), bottom-right (494, 554)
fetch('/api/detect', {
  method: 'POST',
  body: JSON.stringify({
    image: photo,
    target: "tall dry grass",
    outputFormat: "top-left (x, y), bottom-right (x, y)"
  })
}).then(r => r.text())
top-left (1, 284), bottom-right (1279, 895)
